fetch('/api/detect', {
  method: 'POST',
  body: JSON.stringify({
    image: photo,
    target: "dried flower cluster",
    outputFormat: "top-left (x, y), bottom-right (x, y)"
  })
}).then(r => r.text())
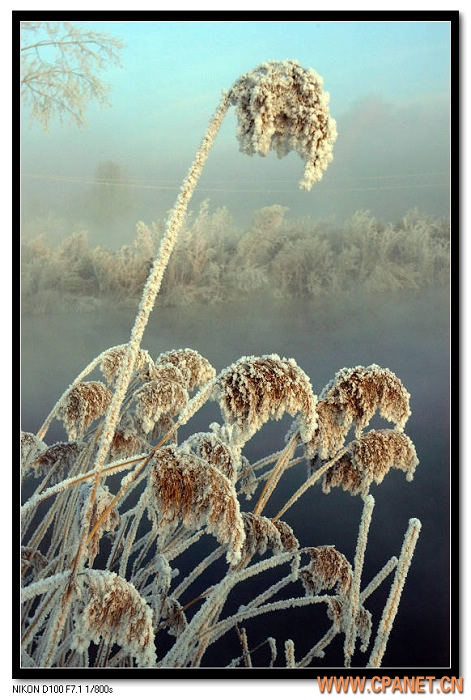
top-left (57, 381), bottom-right (113, 440)
top-left (300, 546), bottom-right (353, 597)
top-left (30, 441), bottom-right (85, 483)
top-left (214, 354), bottom-right (317, 447)
top-left (322, 429), bottom-right (419, 497)
top-left (240, 512), bottom-right (299, 560)
top-left (73, 571), bottom-right (156, 667)
top-left (326, 596), bottom-right (373, 653)
top-left (132, 364), bottom-right (189, 434)
top-left (99, 345), bottom-right (153, 386)
top-left (305, 364), bottom-right (411, 460)
top-left (229, 60), bottom-right (337, 190)
top-left (148, 446), bottom-right (245, 564)
top-left (20, 431), bottom-right (47, 478)
top-left (181, 431), bottom-right (240, 483)
top-left (154, 348), bottom-right (216, 392)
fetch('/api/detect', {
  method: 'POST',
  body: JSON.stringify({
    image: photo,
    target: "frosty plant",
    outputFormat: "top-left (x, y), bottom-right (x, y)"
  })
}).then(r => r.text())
top-left (21, 60), bottom-right (421, 669)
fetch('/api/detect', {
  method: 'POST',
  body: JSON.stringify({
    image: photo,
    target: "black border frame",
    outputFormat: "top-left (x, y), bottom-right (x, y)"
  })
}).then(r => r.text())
top-left (14, 9), bottom-right (460, 681)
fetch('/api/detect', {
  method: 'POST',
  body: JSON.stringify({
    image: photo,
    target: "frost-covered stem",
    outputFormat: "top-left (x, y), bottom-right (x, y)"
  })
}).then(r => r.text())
top-left (297, 624), bottom-right (339, 667)
top-left (240, 574), bottom-right (293, 611)
top-left (21, 452), bottom-right (148, 518)
top-left (84, 453), bottom-right (153, 550)
top-left (21, 587), bottom-right (61, 647)
top-left (344, 494), bottom-right (375, 667)
top-left (200, 595), bottom-right (331, 650)
top-left (360, 556), bottom-right (398, 604)
top-left (89, 93), bottom-right (230, 497)
top-left (368, 518), bottom-right (421, 668)
top-left (163, 529), bottom-right (205, 561)
top-left (118, 490), bottom-right (150, 579)
top-left (64, 94), bottom-right (231, 594)
top-left (237, 627), bottom-right (252, 667)
top-left (245, 456), bottom-right (304, 493)
top-left (253, 432), bottom-right (298, 516)
top-left (285, 639), bottom-right (295, 668)
top-left (273, 445), bottom-right (349, 522)
top-left (106, 510), bottom-right (133, 571)
top-left (161, 551), bottom-right (295, 666)
top-left (172, 546), bottom-right (224, 600)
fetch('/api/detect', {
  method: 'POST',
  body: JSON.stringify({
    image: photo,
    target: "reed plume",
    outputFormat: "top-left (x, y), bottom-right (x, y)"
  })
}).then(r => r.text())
top-left (240, 512), bottom-right (299, 560)
top-left (148, 446), bottom-right (245, 564)
top-left (56, 381), bottom-right (113, 441)
top-left (229, 60), bottom-right (337, 190)
top-left (154, 348), bottom-right (216, 392)
top-left (213, 354), bottom-right (317, 446)
top-left (30, 441), bottom-right (85, 483)
top-left (322, 429), bottom-right (419, 498)
top-left (99, 345), bottom-right (153, 387)
top-left (132, 364), bottom-right (189, 434)
top-left (21, 431), bottom-right (47, 478)
top-left (299, 546), bottom-right (353, 597)
top-left (160, 597), bottom-right (187, 638)
top-left (304, 364), bottom-right (411, 460)
top-left (72, 570), bottom-right (156, 667)
top-left (180, 431), bottom-right (240, 483)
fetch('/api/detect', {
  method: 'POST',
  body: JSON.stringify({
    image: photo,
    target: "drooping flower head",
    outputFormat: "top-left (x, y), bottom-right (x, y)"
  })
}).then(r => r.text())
top-left (229, 59), bottom-right (337, 190)
top-left (304, 364), bottom-right (411, 460)
top-left (322, 429), bottom-right (419, 498)
top-left (213, 354), bottom-right (317, 447)
top-left (148, 446), bottom-right (245, 564)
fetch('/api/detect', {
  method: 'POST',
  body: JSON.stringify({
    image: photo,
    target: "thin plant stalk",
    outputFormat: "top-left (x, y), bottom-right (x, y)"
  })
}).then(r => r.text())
top-left (273, 445), bottom-right (349, 522)
top-left (367, 518), bottom-right (422, 668)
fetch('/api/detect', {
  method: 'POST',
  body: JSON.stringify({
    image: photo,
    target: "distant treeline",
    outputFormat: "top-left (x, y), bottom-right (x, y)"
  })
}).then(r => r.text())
top-left (21, 202), bottom-right (450, 314)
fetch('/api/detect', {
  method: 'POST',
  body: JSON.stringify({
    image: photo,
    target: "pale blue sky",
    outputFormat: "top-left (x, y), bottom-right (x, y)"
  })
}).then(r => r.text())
top-left (66, 19), bottom-right (451, 138)
top-left (20, 18), bottom-right (453, 238)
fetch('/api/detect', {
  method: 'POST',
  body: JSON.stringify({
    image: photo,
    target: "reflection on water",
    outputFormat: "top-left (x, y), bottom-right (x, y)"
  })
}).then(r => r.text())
top-left (20, 287), bottom-right (450, 668)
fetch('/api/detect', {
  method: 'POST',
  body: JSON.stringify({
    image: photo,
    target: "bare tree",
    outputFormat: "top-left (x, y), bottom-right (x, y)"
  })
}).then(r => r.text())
top-left (20, 21), bottom-right (124, 130)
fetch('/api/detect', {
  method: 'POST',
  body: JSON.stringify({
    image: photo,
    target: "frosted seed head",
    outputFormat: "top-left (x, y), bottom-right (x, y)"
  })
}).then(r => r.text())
top-left (148, 446), bottom-right (245, 564)
top-left (160, 597), bottom-right (187, 637)
top-left (72, 570), bottom-right (156, 667)
top-left (214, 354), bottom-right (317, 447)
top-left (299, 545), bottom-right (353, 597)
top-left (132, 365), bottom-right (190, 434)
top-left (100, 345), bottom-right (154, 386)
top-left (180, 431), bottom-right (240, 483)
top-left (229, 60), bottom-right (337, 190)
top-left (110, 417), bottom-right (146, 460)
top-left (306, 364), bottom-right (412, 460)
top-left (21, 431), bottom-right (47, 478)
top-left (154, 348), bottom-right (216, 392)
top-left (322, 429), bottom-right (419, 497)
top-left (57, 381), bottom-right (113, 441)
top-left (30, 440), bottom-right (85, 483)
top-left (239, 512), bottom-right (299, 561)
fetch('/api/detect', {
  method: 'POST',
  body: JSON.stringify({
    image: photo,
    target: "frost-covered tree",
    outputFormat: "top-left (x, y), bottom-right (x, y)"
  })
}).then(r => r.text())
top-left (20, 21), bottom-right (123, 130)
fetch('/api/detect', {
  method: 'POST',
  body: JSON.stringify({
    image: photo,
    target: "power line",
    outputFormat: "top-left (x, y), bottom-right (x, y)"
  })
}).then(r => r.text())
top-left (20, 171), bottom-right (449, 194)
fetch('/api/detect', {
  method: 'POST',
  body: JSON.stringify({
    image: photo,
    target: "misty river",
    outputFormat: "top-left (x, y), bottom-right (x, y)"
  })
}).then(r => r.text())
top-left (20, 287), bottom-right (450, 669)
